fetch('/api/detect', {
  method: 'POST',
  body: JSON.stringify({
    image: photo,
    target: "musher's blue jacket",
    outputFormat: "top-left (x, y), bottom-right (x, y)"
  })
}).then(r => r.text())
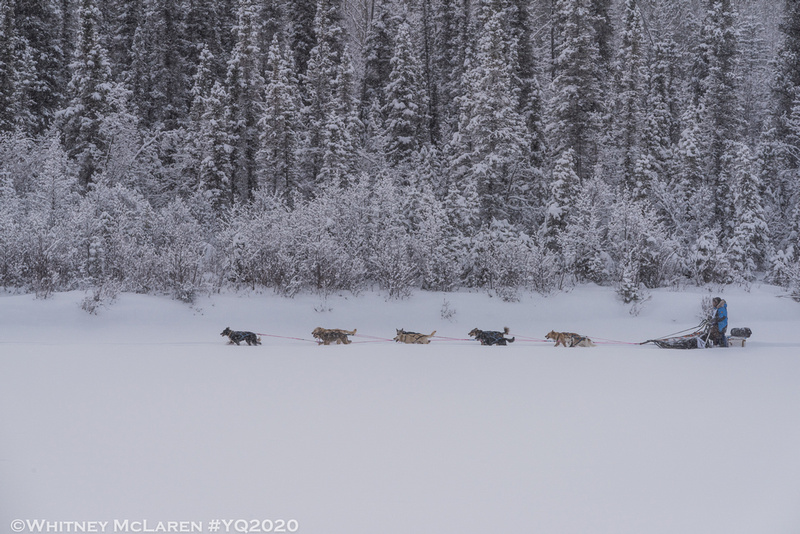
top-left (713, 300), bottom-right (728, 331)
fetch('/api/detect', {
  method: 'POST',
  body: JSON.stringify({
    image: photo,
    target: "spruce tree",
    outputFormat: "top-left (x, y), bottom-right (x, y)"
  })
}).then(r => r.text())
top-left (286, 0), bottom-right (317, 77)
top-left (641, 39), bottom-right (680, 200)
top-left (12, 41), bottom-right (38, 133)
top-left (773, 0), bottom-right (800, 169)
top-left (225, 0), bottom-right (265, 201)
top-left (432, 0), bottom-right (470, 140)
top-left (59, 0), bottom-right (114, 190)
top-left (0, 0), bottom-right (16, 132)
top-left (543, 148), bottom-right (580, 252)
top-left (184, 0), bottom-right (226, 79)
top-left (614, 0), bottom-right (646, 196)
top-left (299, 0), bottom-right (345, 190)
top-left (318, 48), bottom-right (360, 188)
top-left (698, 0), bottom-right (742, 230)
top-left (359, 4), bottom-right (395, 120)
top-left (184, 46), bottom-right (233, 210)
top-left (509, 0), bottom-right (545, 186)
top-left (258, 37), bottom-right (301, 199)
top-left (11, 0), bottom-right (64, 134)
top-left (106, 0), bottom-right (139, 80)
top-left (129, 0), bottom-right (189, 130)
top-left (547, 0), bottom-right (605, 182)
top-left (729, 144), bottom-right (770, 281)
top-left (383, 19), bottom-right (427, 167)
top-left (454, 0), bottom-right (531, 225)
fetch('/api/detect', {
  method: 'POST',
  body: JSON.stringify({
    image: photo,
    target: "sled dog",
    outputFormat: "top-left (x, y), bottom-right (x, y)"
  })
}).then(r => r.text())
top-left (312, 327), bottom-right (357, 345)
top-left (221, 327), bottom-right (261, 346)
top-left (468, 327), bottom-right (515, 346)
top-left (394, 329), bottom-right (437, 344)
top-left (545, 330), bottom-right (596, 347)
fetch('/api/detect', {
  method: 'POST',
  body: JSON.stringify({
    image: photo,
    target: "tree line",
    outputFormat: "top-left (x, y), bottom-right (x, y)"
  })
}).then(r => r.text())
top-left (1, 0), bottom-right (799, 303)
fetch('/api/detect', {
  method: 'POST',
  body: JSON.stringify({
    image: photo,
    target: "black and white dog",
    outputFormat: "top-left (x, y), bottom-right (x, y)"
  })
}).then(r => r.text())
top-left (468, 327), bottom-right (515, 346)
top-left (221, 327), bottom-right (261, 346)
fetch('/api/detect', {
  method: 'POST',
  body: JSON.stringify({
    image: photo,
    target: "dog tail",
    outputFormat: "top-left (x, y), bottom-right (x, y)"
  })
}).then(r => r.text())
top-left (430, 330), bottom-right (437, 337)
top-left (508, 337), bottom-right (515, 343)
top-left (503, 326), bottom-right (510, 334)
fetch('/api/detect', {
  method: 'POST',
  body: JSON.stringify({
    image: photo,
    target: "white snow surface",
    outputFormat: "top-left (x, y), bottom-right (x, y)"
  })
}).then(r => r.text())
top-left (2, 285), bottom-right (800, 534)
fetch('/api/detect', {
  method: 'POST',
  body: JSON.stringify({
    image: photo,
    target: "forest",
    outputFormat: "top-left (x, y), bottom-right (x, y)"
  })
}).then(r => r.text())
top-left (1, 0), bottom-right (799, 304)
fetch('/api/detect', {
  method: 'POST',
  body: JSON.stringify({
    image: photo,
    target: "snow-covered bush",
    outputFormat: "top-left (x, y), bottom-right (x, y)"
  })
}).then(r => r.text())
top-left (152, 199), bottom-right (209, 302)
top-left (467, 220), bottom-right (550, 301)
top-left (608, 193), bottom-right (679, 288)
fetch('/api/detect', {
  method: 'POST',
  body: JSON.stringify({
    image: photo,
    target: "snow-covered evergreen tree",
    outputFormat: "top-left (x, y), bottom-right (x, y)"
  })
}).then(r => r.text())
top-left (773, 0), bottom-right (800, 170)
top-left (432, 0), bottom-right (470, 141)
top-left (11, 0), bottom-right (64, 134)
top-left (639, 38), bottom-right (680, 217)
top-left (299, 0), bottom-right (345, 190)
top-left (509, 0), bottom-right (544, 168)
top-left (317, 48), bottom-right (360, 189)
top-left (180, 46), bottom-right (233, 209)
top-left (128, 0), bottom-right (189, 130)
top-left (184, 0), bottom-right (226, 79)
top-left (11, 41), bottom-right (38, 133)
top-left (225, 0), bottom-right (265, 201)
top-left (698, 0), bottom-right (742, 229)
top-left (689, 227), bottom-right (733, 285)
top-left (58, 0), bottom-right (115, 190)
top-left (453, 0), bottom-right (532, 225)
top-left (359, 4), bottom-right (396, 121)
top-left (543, 148), bottom-right (580, 252)
top-left (729, 144), bottom-right (770, 281)
top-left (613, 0), bottom-right (647, 195)
top-left (547, 0), bottom-right (605, 182)
top-left (199, 80), bottom-right (234, 210)
top-left (0, 0), bottom-right (16, 133)
top-left (412, 178), bottom-right (461, 291)
top-left (383, 19), bottom-right (427, 167)
top-left (258, 37), bottom-right (301, 200)
top-left (286, 0), bottom-right (316, 77)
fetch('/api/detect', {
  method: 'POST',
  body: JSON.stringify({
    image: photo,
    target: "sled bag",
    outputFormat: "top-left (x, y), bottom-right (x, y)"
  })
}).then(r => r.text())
top-left (730, 327), bottom-right (752, 338)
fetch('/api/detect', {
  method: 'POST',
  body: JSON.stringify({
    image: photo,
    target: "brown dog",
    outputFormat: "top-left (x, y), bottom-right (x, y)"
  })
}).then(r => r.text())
top-left (394, 329), bottom-right (437, 344)
top-left (545, 330), bottom-right (596, 347)
top-left (312, 327), bottom-right (357, 345)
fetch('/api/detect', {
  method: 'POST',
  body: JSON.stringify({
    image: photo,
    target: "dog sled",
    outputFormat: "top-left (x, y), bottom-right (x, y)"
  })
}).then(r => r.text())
top-left (643, 328), bottom-right (710, 349)
top-left (642, 321), bottom-right (752, 349)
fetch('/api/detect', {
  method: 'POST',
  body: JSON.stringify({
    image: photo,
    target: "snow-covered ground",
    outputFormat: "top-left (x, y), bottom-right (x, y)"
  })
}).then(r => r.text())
top-left (2, 284), bottom-right (800, 534)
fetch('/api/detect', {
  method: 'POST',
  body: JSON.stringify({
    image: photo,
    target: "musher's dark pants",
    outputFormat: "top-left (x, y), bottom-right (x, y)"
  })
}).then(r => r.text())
top-left (709, 326), bottom-right (728, 347)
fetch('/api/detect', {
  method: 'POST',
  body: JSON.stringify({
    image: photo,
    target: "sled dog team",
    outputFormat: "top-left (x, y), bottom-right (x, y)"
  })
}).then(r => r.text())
top-left (221, 326), bottom-right (596, 347)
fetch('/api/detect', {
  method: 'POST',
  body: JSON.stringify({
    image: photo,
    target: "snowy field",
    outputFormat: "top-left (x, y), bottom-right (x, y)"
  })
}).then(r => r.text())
top-left (2, 284), bottom-right (800, 534)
